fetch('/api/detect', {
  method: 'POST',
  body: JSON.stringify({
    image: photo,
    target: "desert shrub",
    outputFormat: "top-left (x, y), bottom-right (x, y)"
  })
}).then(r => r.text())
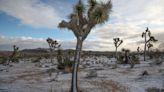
top-left (146, 87), bottom-right (162, 92)
top-left (118, 54), bottom-right (125, 64)
top-left (118, 49), bottom-right (140, 68)
top-left (57, 48), bottom-right (73, 73)
top-left (131, 54), bottom-right (140, 64)
top-left (32, 57), bottom-right (41, 63)
top-left (0, 57), bottom-right (7, 64)
top-left (57, 58), bottom-right (73, 72)
top-left (11, 57), bottom-right (19, 63)
top-left (149, 49), bottom-right (162, 59)
top-left (148, 51), bottom-right (154, 59)
top-left (118, 50), bottom-right (139, 64)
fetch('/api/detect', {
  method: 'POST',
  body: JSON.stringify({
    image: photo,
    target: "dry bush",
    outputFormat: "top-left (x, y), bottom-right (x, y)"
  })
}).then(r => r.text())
top-left (146, 87), bottom-right (163, 92)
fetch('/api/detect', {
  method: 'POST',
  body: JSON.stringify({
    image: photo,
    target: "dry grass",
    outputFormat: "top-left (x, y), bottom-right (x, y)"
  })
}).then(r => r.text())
top-left (87, 80), bottom-right (127, 92)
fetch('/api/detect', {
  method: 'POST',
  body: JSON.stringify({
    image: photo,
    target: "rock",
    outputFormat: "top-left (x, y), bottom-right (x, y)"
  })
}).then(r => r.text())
top-left (142, 70), bottom-right (149, 76)
top-left (86, 70), bottom-right (97, 78)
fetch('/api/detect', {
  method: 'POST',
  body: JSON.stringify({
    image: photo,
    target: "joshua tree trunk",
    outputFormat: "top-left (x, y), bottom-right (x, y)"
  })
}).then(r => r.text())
top-left (115, 47), bottom-right (118, 63)
top-left (48, 43), bottom-right (53, 63)
top-left (71, 38), bottom-right (83, 92)
top-left (144, 35), bottom-right (147, 61)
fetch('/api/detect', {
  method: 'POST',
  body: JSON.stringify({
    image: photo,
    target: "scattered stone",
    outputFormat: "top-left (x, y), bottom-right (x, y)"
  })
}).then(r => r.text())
top-left (142, 70), bottom-right (149, 76)
top-left (86, 70), bottom-right (97, 78)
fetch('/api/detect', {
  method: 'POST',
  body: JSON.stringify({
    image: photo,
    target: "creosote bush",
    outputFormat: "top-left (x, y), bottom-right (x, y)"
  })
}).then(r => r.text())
top-left (131, 54), bottom-right (140, 64)
top-left (57, 59), bottom-right (73, 73)
top-left (118, 48), bottom-right (139, 68)
top-left (118, 48), bottom-right (130, 64)
top-left (0, 57), bottom-right (8, 64)
top-left (146, 87), bottom-right (163, 92)
top-left (32, 57), bottom-right (42, 63)
top-left (57, 48), bottom-right (73, 73)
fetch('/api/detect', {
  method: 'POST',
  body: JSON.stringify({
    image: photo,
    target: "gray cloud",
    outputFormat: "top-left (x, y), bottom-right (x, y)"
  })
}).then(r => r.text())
top-left (0, 36), bottom-right (115, 51)
top-left (89, 0), bottom-right (164, 51)
top-left (159, 42), bottom-right (164, 50)
top-left (0, 0), bottom-right (164, 51)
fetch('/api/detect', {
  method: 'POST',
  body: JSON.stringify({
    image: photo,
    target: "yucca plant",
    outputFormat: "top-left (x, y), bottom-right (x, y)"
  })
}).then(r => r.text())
top-left (46, 38), bottom-right (61, 63)
top-left (7, 45), bottom-right (19, 64)
top-left (58, 0), bottom-right (112, 91)
top-left (121, 48), bottom-right (130, 64)
top-left (113, 38), bottom-right (123, 64)
top-left (137, 46), bottom-right (140, 56)
top-left (137, 46), bottom-right (143, 57)
top-left (118, 48), bottom-right (136, 68)
top-left (141, 27), bottom-right (158, 61)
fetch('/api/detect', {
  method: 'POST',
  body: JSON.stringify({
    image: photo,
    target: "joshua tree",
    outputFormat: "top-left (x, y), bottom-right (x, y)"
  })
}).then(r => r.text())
top-left (137, 47), bottom-right (140, 56)
top-left (113, 38), bottom-right (123, 60)
top-left (120, 48), bottom-right (135, 68)
top-left (7, 45), bottom-right (19, 64)
top-left (58, 0), bottom-right (112, 92)
top-left (141, 27), bottom-right (158, 61)
top-left (137, 46), bottom-right (142, 56)
top-left (46, 38), bottom-right (61, 63)
top-left (122, 48), bottom-right (130, 64)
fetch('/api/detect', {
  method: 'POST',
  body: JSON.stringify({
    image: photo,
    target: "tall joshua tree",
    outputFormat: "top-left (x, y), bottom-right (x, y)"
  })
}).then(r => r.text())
top-left (58, 0), bottom-right (112, 92)
top-left (46, 38), bottom-right (61, 63)
top-left (113, 38), bottom-right (123, 61)
top-left (142, 27), bottom-right (158, 61)
top-left (7, 45), bottom-right (19, 64)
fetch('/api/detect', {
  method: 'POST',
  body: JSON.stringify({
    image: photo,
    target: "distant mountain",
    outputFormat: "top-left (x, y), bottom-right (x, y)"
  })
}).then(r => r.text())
top-left (21, 48), bottom-right (49, 53)
top-left (0, 48), bottom-right (115, 58)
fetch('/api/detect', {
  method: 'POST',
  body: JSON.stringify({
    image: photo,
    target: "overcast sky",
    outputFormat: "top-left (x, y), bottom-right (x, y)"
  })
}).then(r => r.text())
top-left (0, 0), bottom-right (164, 51)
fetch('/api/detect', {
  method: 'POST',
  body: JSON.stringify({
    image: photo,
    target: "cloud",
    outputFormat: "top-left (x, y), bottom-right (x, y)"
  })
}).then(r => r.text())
top-left (0, 0), bottom-right (164, 51)
top-left (0, 0), bottom-right (62, 28)
top-left (159, 42), bottom-right (164, 50)
top-left (0, 35), bottom-right (114, 51)
top-left (88, 0), bottom-right (164, 51)
top-left (0, 36), bottom-right (47, 50)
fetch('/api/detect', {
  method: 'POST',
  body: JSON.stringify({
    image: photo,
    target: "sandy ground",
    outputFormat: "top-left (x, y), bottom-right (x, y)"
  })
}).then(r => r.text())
top-left (0, 56), bottom-right (164, 92)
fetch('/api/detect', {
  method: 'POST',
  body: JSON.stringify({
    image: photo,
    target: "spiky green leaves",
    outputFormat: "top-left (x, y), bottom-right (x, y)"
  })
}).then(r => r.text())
top-left (88, 0), bottom-right (97, 7)
top-left (74, 0), bottom-right (85, 14)
top-left (91, 6), bottom-right (107, 23)
top-left (89, 1), bottom-right (112, 24)
top-left (58, 0), bottom-right (112, 41)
